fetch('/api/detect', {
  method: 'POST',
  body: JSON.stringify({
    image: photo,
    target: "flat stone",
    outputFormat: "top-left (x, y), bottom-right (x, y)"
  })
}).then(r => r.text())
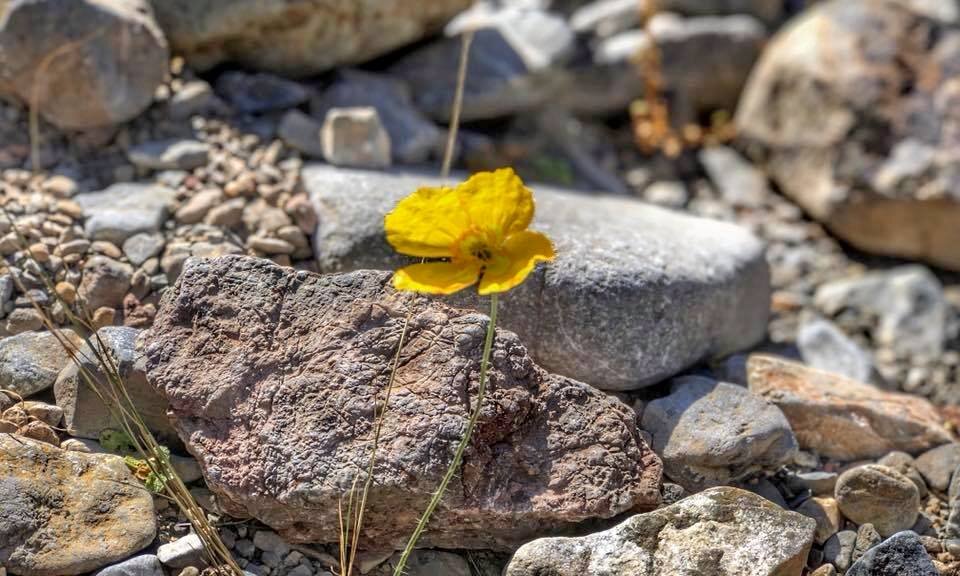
top-left (700, 146), bottom-right (769, 208)
top-left (504, 487), bottom-right (816, 576)
top-left (93, 555), bottom-right (164, 576)
top-left (814, 266), bottom-right (948, 359)
top-left (747, 355), bottom-right (951, 460)
top-left (835, 465), bottom-right (920, 538)
top-left (143, 256), bottom-right (663, 549)
top-left (76, 183), bottom-right (176, 245)
top-left (915, 443), bottom-right (960, 493)
top-left (0, 330), bottom-right (81, 397)
top-left (55, 326), bottom-right (178, 445)
top-left (0, 434), bottom-right (156, 575)
top-left (305, 165), bottom-right (770, 390)
top-left (641, 375), bottom-right (797, 491)
top-left (847, 531), bottom-right (938, 576)
top-left (311, 70), bottom-right (443, 164)
top-left (792, 471), bottom-right (839, 496)
top-left (659, 0), bottom-right (783, 22)
top-left (570, 0), bottom-right (642, 37)
top-left (157, 534), bottom-right (205, 569)
top-left (797, 316), bottom-right (874, 383)
top-left (127, 139), bottom-right (209, 171)
top-left (122, 233), bottom-right (166, 267)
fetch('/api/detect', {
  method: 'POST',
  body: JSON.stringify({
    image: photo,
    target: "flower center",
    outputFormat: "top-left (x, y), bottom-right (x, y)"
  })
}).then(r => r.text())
top-left (455, 229), bottom-right (499, 264)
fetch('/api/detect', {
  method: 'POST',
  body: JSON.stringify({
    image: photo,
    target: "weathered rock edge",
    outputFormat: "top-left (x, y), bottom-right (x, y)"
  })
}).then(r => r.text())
top-left (144, 255), bottom-right (662, 550)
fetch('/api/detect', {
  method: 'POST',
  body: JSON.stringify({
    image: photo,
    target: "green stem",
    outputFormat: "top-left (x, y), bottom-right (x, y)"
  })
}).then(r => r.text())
top-left (392, 293), bottom-right (498, 576)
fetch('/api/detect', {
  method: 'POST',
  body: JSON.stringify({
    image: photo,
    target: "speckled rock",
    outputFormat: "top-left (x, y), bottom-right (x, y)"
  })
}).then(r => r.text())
top-left (0, 0), bottom-right (168, 130)
top-left (835, 465), bottom-right (920, 537)
top-left (0, 433), bottom-right (156, 576)
top-left (641, 375), bottom-right (797, 491)
top-left (0, 330), bottom-right (82, 397)
top-left (305, 164), bottom-right (770, 390)
top-left (143, 256), bottom-right (663, 550)
top-left (504, 487), bottom-right (816, 576)
top-left (149, 0), bottom-right (472, 76)
top-left (747, 355), bottom-right (951, 460)
top-left (846, 531), bottom-right (937, 576)
top-left (736, 0), bottom-right (960, 270)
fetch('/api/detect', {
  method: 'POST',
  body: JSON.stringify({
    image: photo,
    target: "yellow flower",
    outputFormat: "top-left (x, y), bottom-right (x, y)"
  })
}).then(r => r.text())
top-left (385, 168), bottom-right (555, 295)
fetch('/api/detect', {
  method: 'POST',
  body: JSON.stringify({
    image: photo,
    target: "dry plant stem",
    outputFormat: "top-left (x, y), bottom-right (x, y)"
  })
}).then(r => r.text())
top-left (391, 293), bottom-right (498, 576)
top-left (440, 29), bottom-right (475, 179)
top-left (0, 206), bottom-right (243, 576)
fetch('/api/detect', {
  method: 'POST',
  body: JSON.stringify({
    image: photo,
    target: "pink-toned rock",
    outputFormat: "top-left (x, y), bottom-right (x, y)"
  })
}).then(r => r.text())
top-left (144, 255), bottom-right (662, 550)
top-left (747, 355), bottom-right (952, 460)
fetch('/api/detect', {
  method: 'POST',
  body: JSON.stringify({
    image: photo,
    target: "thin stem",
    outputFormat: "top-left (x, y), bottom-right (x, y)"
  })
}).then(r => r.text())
top-left (440, 29), bottom-right (475, 179)
top-left (391, 293), bottom-right (498, 576)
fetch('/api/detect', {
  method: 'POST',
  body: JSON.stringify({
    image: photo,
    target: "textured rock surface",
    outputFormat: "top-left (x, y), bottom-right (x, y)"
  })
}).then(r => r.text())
top-left (641, 375), bottom-right (797, 491)
top-left (0, 0), bottom-right (168, 130)
top-left (0, 330), bottom-right (81, 397)
top-left (736, 0), bottom-right (960, 270)
top-left (55, 327), bottom-right (177, 445)
top-left (149, 0), bottom-right (472, 76)
top-left (143, 255), bottom-right (662, 549)
top-left (747, 355), bottom-right (951, 460)
top-left (305, 164), bottom-right (770, 390)
top-left (0, 434), bottom-right (156, 576)
top-left (846, 531), bottom-right (938, 576)
top-left (504, 487), bottom-right (816, 576)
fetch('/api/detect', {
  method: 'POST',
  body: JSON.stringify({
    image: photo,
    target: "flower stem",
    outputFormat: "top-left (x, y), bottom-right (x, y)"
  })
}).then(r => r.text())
top-left (392, 293), bottom-right (498, 576)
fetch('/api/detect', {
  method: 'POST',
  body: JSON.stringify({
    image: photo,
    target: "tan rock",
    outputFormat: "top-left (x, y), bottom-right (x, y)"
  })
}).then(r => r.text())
top-left (0, 434), bottom-right (156, 575)
top-left (835, 464), bottom-right (920, 537)
top-left (747, 355), bottom-right (952, 460)
top-left (795, 496), bottom-right (842, 545)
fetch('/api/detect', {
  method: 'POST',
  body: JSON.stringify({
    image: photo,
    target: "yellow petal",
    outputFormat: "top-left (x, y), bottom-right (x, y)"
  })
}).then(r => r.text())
top-left (393, 261), bottom-right (481, 295)
top-left (478, 231), bottom-right (555, 295)
top-left (458, 168), bottom-right (534, 241)
top-left (385, 185), bottom-right (472, 258)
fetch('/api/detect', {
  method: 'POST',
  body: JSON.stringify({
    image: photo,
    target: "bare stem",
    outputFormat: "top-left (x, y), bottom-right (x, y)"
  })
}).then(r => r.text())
top-left (391, 293), bottom-right (498, 576)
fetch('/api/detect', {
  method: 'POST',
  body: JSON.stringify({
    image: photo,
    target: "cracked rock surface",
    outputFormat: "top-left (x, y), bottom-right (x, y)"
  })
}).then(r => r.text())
top-left (143, 255), bottom-right (662, 550)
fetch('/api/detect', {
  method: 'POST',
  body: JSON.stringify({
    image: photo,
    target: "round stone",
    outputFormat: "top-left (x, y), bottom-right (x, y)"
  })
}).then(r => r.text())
top-left (835, 464), bottom-right (920, 537)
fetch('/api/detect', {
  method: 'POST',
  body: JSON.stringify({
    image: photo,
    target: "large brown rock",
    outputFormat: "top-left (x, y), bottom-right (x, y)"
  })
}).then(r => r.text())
top-left (0, 0), bottom-right (168, 130)
top-left (736, 0), bottom-right (960, 271)
top-left (747, 355), bottom-right (952, 460)
top-left (143, 255), bottom-right (662, 550)
top-left (148, 0), bottom-right (472, 77)
top-left (0, 434), bottom-right (156, 576)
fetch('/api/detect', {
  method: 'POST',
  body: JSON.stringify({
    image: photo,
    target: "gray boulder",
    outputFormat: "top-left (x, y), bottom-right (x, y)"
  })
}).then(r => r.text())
top-left (641, 376), bottom-right (798, 491)
top-left (143, 256), bottom-right (663, 550)
top-left (505, 487), bottom-right (816, 576)
top-left (55, 326), bottom-right (178, 445)
top-left (149, 0), bottom-right (472, 76)
top-left (0, 330), bottom-right (81, 397)
top-left (0, 0), bottom-right (168, 130)
top-left (305, 164), bottom-right (770, 390)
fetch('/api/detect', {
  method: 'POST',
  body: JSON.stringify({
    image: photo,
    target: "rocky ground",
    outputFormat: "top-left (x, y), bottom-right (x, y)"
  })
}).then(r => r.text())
top-left (3, 0), bottom-right (960, 575)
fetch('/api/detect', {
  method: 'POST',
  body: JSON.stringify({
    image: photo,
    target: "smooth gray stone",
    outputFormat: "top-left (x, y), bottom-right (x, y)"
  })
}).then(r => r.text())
top-left (77, 183), bottom-right (176, 245)
top-left (305, 164), bottom-right (770, 390)
top-left (94, 555), bottom-right (164, 576)
top-left (797, 316), bottom-right (874, 383)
